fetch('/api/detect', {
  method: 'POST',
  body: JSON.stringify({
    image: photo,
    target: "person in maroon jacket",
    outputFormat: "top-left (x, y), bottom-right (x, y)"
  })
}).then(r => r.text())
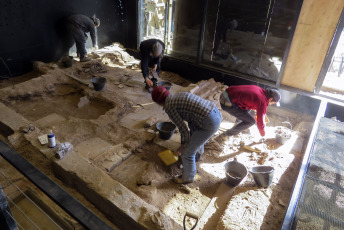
top-left (219, 85), bottom-right (281, 137)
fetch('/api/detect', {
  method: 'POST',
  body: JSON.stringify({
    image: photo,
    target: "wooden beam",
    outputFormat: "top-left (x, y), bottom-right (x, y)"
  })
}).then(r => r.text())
top-left (281, 0), bottom-right (344, 92)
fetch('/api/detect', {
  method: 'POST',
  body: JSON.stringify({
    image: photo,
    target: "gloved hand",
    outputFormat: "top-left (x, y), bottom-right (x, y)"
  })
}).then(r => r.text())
top-left (145, 77), bottom-right (154, 87)
top-left (153, 64), bottom-right (157, 72)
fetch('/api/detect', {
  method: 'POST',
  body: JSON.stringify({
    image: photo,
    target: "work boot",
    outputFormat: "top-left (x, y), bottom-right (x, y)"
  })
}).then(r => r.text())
top-left (80, 56), bottom-right (92, 62)
top-left (172, 175), bottom-right (194, 184)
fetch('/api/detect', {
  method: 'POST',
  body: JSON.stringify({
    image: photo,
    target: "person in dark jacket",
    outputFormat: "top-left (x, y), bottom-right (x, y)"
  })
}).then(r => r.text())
top-left (219, 85), bottom-right (280, 137)
top-left (139, 39), bottom-right (165, 91)
top-left (66, 14), bottom-right (100, 62)
top-left (212, 18), bottom-right (238, 58)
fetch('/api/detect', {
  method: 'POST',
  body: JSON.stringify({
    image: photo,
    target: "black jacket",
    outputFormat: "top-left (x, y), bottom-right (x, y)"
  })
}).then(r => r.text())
top-left (139, 39), bottom-right (165, 78)
top-left (67, 14), bottom-right (97, 47)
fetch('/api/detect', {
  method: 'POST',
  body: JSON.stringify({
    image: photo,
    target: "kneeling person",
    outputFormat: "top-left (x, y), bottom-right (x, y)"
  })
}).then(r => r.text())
top-left (140, 39), bottom-right (165, 91)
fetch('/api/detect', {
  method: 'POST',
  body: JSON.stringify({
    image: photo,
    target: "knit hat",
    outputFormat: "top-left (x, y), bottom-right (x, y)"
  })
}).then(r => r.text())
top-left (152, 42), bottom-right (163, 56)
top-left (152, 86), bottom-right (170, 104)
top-left (268, 89), bottom-right (281, 106)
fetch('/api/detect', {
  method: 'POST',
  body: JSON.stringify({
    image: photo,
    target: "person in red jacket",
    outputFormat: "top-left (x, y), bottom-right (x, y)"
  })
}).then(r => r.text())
top-left (219, 85), bottom-right (281, 137)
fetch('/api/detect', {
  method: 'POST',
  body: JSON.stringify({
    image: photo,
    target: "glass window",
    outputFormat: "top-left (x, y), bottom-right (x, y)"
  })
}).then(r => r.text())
top-left (139, 0), bottom-right (166, 42)
top-left (168, 0), bottom-right (201, 61)
top-left (139, 0), bottom-right (202, 62)
top-left (202, 0), bottom-right (300, 82)
top-left (138, 0), bottom-right (300, 82)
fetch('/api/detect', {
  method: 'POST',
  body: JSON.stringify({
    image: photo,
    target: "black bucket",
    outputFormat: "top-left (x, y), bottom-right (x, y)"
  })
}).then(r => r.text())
top-left (156, 122), bottom-right (176, 140)
top-left (92, 77), bottom-right (107, 91)
top-left (157, 81), bottom-right (172, 90)
top-left (224, 161), bottom-right (248, 186)
top-left (249, 166), bottom-right (274, 188)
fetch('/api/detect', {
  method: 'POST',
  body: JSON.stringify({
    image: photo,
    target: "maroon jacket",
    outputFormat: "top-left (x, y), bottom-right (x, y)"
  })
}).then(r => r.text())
top-left (226, 85), bottom-right (269, 136)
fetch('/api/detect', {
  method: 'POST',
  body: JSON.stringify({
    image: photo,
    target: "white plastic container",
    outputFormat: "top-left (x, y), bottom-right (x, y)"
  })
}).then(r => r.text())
top-left (47, 130), bottom-right (56, 148)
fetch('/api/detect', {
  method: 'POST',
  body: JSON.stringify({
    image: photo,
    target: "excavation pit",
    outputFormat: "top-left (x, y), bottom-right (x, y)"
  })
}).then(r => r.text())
top-left (0, 47), bottom-right (317, 230)
top-left (2, 84), bottom-right (113, 121)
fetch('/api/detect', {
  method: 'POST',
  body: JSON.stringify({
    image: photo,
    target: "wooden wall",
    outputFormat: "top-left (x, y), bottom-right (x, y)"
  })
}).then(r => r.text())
top-left (281, 0), bottom-right (344, 92)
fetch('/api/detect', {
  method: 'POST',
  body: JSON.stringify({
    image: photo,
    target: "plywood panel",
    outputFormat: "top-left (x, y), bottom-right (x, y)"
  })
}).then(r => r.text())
top-left (281, 0), bottom-right (344, 92)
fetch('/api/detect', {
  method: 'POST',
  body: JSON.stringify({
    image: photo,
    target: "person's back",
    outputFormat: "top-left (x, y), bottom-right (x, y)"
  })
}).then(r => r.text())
top-left (140, 39), bottom-right (165, 58)
top-left (228, 85), bottom-right (268, 111)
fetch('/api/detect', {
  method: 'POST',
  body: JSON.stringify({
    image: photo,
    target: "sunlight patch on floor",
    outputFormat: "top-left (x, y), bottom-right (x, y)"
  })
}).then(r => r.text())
top-left (200, 162), bottom-right (227, 179)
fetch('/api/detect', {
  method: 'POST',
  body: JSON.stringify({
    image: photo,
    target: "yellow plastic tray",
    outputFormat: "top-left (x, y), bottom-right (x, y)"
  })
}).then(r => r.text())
top-left (158, 150), bottom-right (178, 166)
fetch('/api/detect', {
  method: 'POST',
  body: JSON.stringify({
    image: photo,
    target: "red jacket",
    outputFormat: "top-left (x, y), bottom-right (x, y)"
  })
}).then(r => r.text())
top-left (227, 85), bottom-right (269, 136)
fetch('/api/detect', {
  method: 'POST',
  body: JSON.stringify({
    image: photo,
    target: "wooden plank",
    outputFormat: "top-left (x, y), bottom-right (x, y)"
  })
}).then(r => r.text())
top-left (281, 0), bottom-right (344, 92)
top-left (198, 81), bottom-right (221, 99)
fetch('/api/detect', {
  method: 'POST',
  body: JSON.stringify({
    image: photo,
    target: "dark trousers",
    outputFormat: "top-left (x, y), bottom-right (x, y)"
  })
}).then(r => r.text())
top-left (220, 103), bottom-right (255, 135)
top-left (66, 24), bottom-right (87, 58)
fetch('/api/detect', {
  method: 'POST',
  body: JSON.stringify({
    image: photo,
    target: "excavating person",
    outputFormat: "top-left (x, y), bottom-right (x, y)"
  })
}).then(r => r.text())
top-left (66, 14), bottom-right (100, 62)
top-left (140, 39), bottom-right (165, 92)
top-left (151, 86), bottom-right (221, 184)
top-left (219, 85), bottom-right (281, 137)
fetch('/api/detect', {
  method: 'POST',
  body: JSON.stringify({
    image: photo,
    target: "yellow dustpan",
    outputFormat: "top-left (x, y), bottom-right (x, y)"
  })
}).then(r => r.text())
top-left (158, 150), bottom-right (178, 166)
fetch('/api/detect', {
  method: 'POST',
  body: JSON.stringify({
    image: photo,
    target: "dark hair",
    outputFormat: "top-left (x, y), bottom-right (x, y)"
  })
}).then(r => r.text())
top-left (268, 88), bottom-right (281, 102)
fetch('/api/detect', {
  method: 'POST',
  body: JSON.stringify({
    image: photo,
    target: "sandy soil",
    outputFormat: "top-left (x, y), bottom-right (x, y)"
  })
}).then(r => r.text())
top-left (0, 43), bottom-right (315, 229)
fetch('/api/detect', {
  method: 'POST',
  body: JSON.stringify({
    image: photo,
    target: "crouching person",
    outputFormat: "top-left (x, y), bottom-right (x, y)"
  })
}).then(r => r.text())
top-left (151, 86), bottom-right (222, 184)
top-left (219, 85), bottom-right (281, 137)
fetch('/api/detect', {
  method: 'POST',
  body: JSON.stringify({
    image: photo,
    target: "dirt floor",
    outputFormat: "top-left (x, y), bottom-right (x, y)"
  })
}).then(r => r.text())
top-left (0, 43), bottom-right (315, 229)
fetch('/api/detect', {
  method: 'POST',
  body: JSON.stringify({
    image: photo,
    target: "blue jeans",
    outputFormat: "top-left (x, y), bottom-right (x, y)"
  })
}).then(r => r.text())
top-left (182, 107), bottom-right (222, 181)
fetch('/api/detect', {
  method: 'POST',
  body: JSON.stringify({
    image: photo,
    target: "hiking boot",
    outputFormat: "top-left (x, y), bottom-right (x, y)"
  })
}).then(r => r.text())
top-left (80, 56), bottom-right (92, 62)
top-left (172, 175), bottom-right (194, 184)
